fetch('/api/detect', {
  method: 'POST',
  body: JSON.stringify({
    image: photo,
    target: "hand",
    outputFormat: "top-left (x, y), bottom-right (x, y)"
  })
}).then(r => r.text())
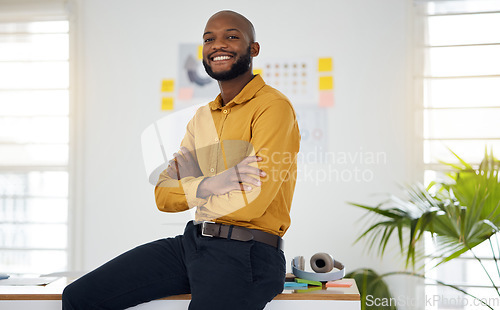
top-left (196, 156), bottom-right (266, 198)
top-left (166, 147), bottom-right (203, 180)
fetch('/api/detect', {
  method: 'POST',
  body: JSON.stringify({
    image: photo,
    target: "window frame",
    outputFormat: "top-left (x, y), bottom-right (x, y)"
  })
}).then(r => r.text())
top-left (415, 1), bottom-right (500, 308)
top-left (0, 0), bottom-right (81, 274)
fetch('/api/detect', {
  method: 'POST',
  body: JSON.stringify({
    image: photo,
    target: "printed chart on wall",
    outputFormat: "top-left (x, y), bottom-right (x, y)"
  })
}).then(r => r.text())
top-left (254, 57), bottom-right (334, 157)
top-left (294, 105), bottom-right (329, 155)
top-left (254, 58), bottom-right (317, 105)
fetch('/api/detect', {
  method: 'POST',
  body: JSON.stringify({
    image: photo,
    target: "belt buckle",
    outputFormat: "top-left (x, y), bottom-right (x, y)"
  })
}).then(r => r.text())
top-left (201, 221), bottom-right (216, 237)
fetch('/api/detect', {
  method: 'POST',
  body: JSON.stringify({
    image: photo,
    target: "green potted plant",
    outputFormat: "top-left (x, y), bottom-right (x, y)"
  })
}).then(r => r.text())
top-left (346, 268), bottom-right (396, 310)
top-left (350, 149), bottom-right (500, 309)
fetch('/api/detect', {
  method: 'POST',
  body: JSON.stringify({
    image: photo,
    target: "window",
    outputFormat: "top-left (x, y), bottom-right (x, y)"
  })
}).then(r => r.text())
top-left (0, 12), bottom-right (70, 274)
top-left (418, 0), bottom-right (500, 308)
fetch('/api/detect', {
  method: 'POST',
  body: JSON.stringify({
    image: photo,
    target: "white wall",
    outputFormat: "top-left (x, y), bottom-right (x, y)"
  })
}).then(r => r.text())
top-left (73, 0), bottom-right (418, 306)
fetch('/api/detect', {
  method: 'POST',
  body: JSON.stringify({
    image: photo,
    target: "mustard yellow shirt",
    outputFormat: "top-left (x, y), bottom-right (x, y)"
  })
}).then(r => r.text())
top-left (155, 75), bottom-right (300, 236)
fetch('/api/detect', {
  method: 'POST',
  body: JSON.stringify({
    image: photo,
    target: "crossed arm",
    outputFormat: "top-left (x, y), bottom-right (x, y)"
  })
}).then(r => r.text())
top-left (155, 99), bottom-right (300, 221)
top-left (166, 146), bottom-right (265, 198)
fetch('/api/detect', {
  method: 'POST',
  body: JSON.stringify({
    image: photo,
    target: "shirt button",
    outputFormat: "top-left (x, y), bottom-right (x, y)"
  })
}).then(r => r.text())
top-left (214, 137), bottom-right (219, 142)
top-left (222, 109), bottom-right (228, 114)
top-left (210, 168), bottom-right (215, 173)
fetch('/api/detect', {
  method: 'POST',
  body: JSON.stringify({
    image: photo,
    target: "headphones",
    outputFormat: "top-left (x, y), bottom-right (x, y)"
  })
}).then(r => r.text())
top-left (292, 253), bottom-right (345, 282)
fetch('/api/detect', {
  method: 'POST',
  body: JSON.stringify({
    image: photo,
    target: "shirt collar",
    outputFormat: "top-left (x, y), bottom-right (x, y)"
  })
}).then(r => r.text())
top-left (209, 74), bottom-right (266, 110)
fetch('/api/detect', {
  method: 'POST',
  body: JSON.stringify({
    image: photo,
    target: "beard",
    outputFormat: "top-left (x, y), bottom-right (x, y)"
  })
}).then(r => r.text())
top-left (202, 46), bottom-right (252, 81)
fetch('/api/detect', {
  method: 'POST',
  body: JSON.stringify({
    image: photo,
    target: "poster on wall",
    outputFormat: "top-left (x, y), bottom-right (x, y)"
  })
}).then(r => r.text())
top-left (294, 105), bottom-right (329, 156)
top-left (177, 43), bottom-right (220, 103)
top-left (253, 57), bottom-right (331, 156)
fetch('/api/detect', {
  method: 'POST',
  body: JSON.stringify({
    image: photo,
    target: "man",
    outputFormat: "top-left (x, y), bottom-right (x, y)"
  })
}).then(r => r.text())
top-left (62, 10), bottom-right (300, 310)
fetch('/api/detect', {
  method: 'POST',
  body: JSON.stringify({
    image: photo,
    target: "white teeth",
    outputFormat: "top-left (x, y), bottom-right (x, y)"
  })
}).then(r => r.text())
top-left (212, 55), bottom-right (232, 61)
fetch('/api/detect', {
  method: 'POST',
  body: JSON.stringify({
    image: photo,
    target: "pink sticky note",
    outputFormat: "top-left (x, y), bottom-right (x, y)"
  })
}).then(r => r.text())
top-left (326, 280), bottom-right (353, 287)
top-left (178, 87), bottom-right (194, 100)
top-left (319, 91), bottom-right (334, 107)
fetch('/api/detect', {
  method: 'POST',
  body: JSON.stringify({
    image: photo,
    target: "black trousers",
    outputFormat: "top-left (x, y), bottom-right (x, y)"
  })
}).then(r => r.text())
top-left (62, 221), bottom-right (286, 309)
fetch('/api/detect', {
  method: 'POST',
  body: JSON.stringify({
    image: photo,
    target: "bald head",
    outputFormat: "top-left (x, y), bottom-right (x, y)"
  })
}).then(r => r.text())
top-left (202, 10), bottom-right (260, 82)
top-left (206, 10), bottom-right (256, 42)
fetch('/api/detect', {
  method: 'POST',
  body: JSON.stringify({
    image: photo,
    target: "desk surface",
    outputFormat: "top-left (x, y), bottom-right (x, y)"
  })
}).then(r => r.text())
top-left (0, 275), bottom-right (360, 302)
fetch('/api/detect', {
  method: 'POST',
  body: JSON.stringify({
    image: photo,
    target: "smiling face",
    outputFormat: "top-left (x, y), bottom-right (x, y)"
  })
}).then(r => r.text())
top-left (202, 11), bottom-right (259, 81)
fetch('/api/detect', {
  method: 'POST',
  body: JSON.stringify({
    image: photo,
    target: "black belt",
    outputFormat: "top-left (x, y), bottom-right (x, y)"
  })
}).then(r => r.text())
top-left (197, 221), bottom-right (283, 250)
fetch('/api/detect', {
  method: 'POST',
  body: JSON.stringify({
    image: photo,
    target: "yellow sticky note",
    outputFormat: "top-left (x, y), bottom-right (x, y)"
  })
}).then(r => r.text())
top-left (161, 79), bottom-right (174, 92)
top-left (318, 57), bottom-right (333, 72)
top-left (198, 45), bottom-right (203, 60)
top-left (253, 68), bottom-right (263, 76)
top-left (319, 76), bottom-right (334, 90)
top-left (161, 97), bottom-right (174, 110)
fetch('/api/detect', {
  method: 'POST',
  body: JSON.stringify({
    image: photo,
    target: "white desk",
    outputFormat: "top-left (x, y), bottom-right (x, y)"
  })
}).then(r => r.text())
top-left (0, 276), bottom-right (361, 310)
